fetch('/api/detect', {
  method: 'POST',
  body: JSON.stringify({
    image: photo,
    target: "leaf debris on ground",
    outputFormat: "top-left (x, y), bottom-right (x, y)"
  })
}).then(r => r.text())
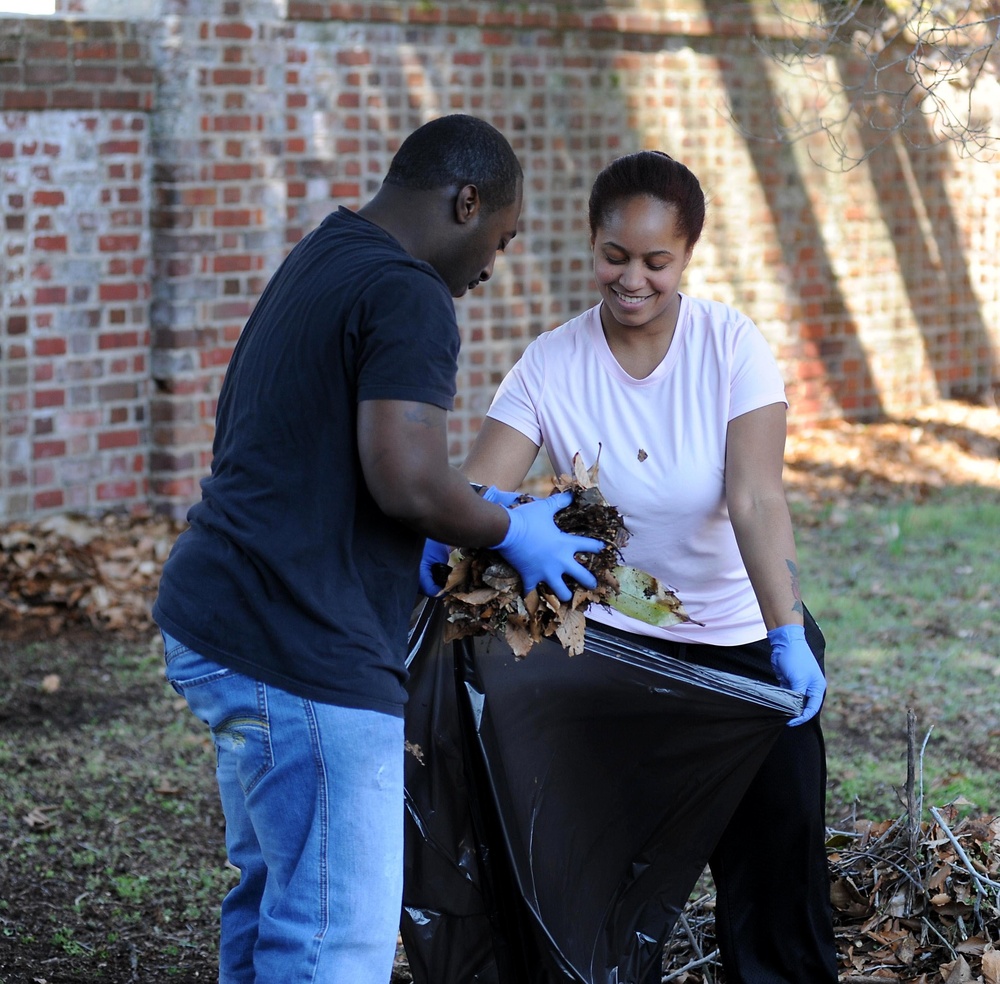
top-left (660, 805), bottom-right (1000, 983)
top-left (0, 512), bottom-right (183, 639)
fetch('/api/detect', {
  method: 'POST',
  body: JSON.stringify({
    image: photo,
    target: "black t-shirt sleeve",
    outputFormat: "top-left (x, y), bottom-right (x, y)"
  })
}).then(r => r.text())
top-left (353, 266), bottom-right (460, 410)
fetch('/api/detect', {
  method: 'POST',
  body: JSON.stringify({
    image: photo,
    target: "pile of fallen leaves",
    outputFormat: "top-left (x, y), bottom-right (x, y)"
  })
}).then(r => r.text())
top-left (0, 512), bottom-right (183, 639)
top-left (784, 401), bottom-right (1000, 510)
top-left (436, 453), bottom-right (631, 657)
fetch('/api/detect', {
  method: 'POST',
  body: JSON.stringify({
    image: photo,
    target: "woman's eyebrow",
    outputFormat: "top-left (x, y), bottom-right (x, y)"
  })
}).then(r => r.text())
top-left (600, 239), bottom-right (675, 258)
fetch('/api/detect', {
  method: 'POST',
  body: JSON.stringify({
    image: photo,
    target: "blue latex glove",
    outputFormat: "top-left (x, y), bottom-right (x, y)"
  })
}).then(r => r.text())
top-left (419, 538), bottom-right (451, 597)
top-left (491, 491), bottom-right (603, 603)
top-left (480, 485), bottom-right (526, 507)
top-left (767, 623), bottom-right (826, 727)
top-left (417, 490), bottom-right (528, 598)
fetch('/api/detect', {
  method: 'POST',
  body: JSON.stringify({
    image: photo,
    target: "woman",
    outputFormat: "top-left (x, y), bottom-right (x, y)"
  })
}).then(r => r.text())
top-left (456, 151), bottom-right (838, 983)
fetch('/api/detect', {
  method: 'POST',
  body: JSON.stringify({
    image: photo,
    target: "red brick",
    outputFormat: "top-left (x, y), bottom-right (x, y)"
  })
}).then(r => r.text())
top-left (25, 63), bottom-right (70, 85)
top-left (50, 88), bottom-right (96, 109)
top-left (74, 65), bottom-right (117, 84)
top-left (34, 489), bottom-right (65, 510)
top-left (99, 283), bottom-right (140, 302)
top-left (98, 429), bottom-right (140, 450)
top-left (34, 337), bottom-right (67, 357)
top-left (336, 50), bottom-right (370, 66)
top-left (99, 90), bottom-right (143, 110)
top-left (3, 91), bottom-right (47, 110)
top-left (76, 41), bottom-right (118, 60)
top-left (214, 22), bottom-right (254, 40)
top-left (213, 68), bottom-right (254, 85)
top-left (32, 438), bottom-right (66, 459)
top-left (25, 40), bottom-right (69, 59)
top-left (99, 234), bottom-right (140, 251)
top-left (99, 139), bottom-right (140, 155)
top-left (34, 235), bottom-right (67, 251)
top-left (33, 286), bottom-right (67, 304)
top-left (213, 254), bottom-right (253, 273)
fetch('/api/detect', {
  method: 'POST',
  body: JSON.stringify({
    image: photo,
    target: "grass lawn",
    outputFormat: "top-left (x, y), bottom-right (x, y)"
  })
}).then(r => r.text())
top-left (796, 487), bottom-right (1000, 822)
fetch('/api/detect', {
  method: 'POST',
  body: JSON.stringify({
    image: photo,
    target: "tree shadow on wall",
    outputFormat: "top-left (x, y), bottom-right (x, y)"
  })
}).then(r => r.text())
top-left (705, 3), bottom-right (884, 422)
top-left (850, 98), bottom-right (999, 404)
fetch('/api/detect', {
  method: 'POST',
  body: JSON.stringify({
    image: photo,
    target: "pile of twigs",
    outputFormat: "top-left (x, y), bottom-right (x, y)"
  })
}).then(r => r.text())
top-left (827, 805), bottom-right (999, 983)
top-left (661, 895), bottom-right (720, 982)
top-left (657, 712), bottom-right (1000, 984)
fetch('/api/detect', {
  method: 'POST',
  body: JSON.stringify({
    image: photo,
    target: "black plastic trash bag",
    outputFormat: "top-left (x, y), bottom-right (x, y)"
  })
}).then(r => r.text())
top-left (401, 599), bottom-right (803, 984)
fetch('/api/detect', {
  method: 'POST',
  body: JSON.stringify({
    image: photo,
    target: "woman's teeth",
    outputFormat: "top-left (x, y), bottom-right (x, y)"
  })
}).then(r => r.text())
top-left (614, 289), bottom-right (648, 307)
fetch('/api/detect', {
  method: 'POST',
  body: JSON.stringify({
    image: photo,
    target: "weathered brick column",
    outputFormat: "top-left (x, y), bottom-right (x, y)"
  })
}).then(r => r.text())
top-left (147, 2), bottom-right (287, 515)
top-left (0, 16), bottom-right (154, 515)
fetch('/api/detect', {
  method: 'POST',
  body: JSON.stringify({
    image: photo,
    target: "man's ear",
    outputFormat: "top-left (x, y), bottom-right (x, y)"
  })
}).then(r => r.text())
top-left (454, 184), bottom-right (481, 224)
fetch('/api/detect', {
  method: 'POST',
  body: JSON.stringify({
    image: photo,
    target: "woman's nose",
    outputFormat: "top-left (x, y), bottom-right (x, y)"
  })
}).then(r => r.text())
top-left (618, 263), bottom-right (645, 291)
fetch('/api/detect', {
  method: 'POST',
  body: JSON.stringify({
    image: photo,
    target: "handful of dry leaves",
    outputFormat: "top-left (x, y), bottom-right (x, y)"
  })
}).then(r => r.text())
top-left (435, 452), bottom-right (697, 657)
top-left (437, 453), bottom-right (625, 657)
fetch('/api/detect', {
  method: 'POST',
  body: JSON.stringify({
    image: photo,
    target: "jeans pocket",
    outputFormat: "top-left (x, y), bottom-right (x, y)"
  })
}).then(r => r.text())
top-left (160, 633), bottom-right (274, 792)
top-left (214, 702), bottom-right (274, 796)
top-left (162, 633), bottom-right (231, 694)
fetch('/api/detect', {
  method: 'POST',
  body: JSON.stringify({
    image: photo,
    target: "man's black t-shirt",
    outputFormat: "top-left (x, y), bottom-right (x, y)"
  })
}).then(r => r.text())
top-left (153, 208), bottom-right (460, 715)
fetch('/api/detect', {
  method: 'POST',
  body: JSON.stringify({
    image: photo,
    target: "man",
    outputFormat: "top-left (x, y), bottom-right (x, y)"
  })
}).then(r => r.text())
top-left (152, 115), bottom-right (601, 984)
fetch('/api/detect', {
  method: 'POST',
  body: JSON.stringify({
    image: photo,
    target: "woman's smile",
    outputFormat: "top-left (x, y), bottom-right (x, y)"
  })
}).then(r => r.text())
top-left (610, 287), bottom-right (653, 308)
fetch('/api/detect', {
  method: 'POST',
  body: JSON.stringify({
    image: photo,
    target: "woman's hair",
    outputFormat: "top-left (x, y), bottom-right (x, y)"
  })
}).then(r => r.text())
top-left (588, 151), bottom-right (706, 248)
top-left (384, 114), bottom-right (523, 215)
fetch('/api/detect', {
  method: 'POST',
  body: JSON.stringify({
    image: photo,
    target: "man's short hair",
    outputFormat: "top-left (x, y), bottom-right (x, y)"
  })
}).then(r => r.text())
top-left (384, 115), bottom-right (522, 214)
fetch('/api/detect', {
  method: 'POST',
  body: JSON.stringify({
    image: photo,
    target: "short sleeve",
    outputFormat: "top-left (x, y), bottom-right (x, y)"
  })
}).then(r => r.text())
top-left (728, 316), bottom-right (787, 421)
top-left (354, 266), bottom-right (460, 410)
top-left (486, 339), bottom-right (546, 446)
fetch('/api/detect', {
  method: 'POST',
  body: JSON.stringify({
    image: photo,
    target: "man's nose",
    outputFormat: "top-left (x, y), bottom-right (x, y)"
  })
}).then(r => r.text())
top-left (479, 254), bottom-right (498, 283)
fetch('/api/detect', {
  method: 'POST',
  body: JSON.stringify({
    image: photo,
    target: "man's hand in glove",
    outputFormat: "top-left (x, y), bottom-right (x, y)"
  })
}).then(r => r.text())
top-left (492, 491), bottom-right (603, 603)
top-left (478, 485), bottom-right (525, 507)
top-left (767, 623), bottom-right (826, 727)
top-left (417, 487), bottom-right (528, 597)
top-left (418, 538), bottom-right (451, 597)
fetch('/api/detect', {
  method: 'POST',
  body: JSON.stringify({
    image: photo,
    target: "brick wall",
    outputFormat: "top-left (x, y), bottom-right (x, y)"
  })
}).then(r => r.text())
top-left (1, 16), bottom-right (155, 516)
top-left (2, 0), bottom-right (998, 521)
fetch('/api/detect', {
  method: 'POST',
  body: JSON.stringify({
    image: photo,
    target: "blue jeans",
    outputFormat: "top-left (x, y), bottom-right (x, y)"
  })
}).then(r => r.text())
top-left (162, 634), bottom-right (404, 984)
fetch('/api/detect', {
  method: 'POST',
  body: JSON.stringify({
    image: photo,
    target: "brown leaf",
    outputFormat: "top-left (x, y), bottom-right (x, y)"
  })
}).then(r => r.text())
top-left (982, 946), bottom-right (1000, 984)
top-left (956, 936), bottom-right (989, 956)
top-left (23, 806), bottom-right (58, 830)
top-left (553, 607), bottom-right (587, 655)
top-left (504, 618), bottom-right (535, 659)
top-left (941, 955), bottom-right (973, 983)
top-left (831, 875), bottom-right (869, 916)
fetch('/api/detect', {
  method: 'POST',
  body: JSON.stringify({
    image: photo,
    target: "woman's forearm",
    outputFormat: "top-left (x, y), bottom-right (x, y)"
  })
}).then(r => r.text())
top-left (729, 493), bottom-right (804, 631)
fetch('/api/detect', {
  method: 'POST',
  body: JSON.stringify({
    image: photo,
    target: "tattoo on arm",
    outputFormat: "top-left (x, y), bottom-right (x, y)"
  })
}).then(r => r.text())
top-left (786, 559), bottom-right (804, 615)
top-left (403, 406), bottom-right (435, 428)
